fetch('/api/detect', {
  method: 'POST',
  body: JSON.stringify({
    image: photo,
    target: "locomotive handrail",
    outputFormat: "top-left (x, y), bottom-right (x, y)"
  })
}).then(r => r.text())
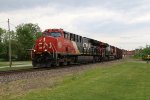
top-left (52, 44), bottom-right (58, 60)
top-left (51, 43), bottom-right (55, 58)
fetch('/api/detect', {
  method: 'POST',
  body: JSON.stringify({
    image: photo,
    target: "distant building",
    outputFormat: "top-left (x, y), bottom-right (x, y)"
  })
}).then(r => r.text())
top-left (123, 50), bottom-right (135, 57)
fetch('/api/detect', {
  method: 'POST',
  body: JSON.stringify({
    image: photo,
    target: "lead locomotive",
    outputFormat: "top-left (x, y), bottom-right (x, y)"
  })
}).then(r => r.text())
top-left (31, 29), bottom-right (122, 67)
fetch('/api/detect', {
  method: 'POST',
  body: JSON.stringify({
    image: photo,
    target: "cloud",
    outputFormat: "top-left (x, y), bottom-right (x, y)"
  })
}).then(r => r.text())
top-left (0, 0), bottom-right (50, 12)
top-left (0, 0), bottom-right (150, 50)
top-left (0, 0), bottom-right (148, 12)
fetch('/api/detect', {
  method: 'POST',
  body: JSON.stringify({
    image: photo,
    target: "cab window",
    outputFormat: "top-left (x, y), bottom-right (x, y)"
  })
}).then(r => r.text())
top-left (51, 32), bottom-right (61, 37)
top-left (43, 32), bottom-right (62, 37)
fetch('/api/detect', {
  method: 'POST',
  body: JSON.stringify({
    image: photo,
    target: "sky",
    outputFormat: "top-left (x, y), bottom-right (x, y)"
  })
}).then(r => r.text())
top-left (0, 0), bottom-right (150, 50)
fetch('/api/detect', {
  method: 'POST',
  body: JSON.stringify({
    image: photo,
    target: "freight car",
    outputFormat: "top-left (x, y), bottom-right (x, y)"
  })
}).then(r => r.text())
top-left (31, 29), bottom-right (122, 67)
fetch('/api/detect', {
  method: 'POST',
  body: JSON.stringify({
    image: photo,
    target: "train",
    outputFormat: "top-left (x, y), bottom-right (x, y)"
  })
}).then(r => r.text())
top-left (31, 28), bottom-right (123, 67)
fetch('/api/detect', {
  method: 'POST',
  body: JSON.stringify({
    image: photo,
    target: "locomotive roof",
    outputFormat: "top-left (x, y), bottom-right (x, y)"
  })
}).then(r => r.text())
top-left (46, 29), bottom-right (120, 49)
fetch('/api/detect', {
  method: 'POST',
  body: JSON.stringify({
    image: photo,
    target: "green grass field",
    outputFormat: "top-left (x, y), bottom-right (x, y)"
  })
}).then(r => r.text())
top-left (6, 60), bottom-right (149, 100)
top-left (0, 66), bottom-right (32, 71)
top-left (0, 61), bottom-right (31, 67)
top-left (0, 61), bottom-right (32, 71)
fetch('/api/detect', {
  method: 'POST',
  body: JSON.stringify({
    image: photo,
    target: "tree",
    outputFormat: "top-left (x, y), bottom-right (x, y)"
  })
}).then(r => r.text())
top-left (0, 28), bottom-right (6, 59)
top-left (0, 28), bottom-right (3, 53)
top-left (0, 28), bottom-right (3, 42)
top-left (16, 23), bottom-right (42, 60)
top-left (134, 46), bottom-right (150, 59)
top-left (1, 30), bottom-right (18, 60)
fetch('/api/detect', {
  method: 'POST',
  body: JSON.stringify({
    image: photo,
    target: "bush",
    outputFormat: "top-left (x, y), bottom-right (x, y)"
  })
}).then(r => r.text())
top-left (134, 46), bottom-right (150, 59)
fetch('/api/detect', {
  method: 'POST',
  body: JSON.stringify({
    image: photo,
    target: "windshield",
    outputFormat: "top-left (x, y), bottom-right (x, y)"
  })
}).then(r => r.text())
top-left (43, 32), bottom-right (62, 37)
top-left (51, 32), bottom-right (61, 37)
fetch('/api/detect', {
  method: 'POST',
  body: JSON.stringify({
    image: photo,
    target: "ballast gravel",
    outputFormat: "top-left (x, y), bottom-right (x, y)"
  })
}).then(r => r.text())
top-left (0, 60), bottom-right (122, 84)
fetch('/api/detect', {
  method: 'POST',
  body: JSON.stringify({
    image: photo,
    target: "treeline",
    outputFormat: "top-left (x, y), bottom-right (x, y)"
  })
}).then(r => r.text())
top-left (0, 23), bottom-right (42, 61)
top-left (134, 46), bottom-right (150, 58)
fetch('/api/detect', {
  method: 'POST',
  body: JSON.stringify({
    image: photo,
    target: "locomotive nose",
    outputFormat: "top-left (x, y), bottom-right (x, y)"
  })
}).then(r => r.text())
top-left (35, 36), bottom-right (57, 53)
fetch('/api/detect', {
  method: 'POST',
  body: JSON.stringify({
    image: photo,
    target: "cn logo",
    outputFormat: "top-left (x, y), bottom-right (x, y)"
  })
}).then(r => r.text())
top-left (83, 43), bottom-right (88, 48)
top-left (83, 43), bottom-right (91, 49)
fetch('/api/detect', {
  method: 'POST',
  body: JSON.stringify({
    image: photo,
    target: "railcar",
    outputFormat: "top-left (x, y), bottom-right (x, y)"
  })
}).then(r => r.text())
top-left (31, 29), bottom-right (122, 67)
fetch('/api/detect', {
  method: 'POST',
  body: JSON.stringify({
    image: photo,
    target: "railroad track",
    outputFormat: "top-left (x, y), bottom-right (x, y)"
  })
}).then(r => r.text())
top-left (0, 62), bottom-right (101, 76)
top-left (0, 59), bottom-right (120, 77)
top-left (0, 67), bottom-right (52, 76)
top-left (0, 66), bottom-right (69, 76)
top-left (0, 60), bottom-right (122, 84)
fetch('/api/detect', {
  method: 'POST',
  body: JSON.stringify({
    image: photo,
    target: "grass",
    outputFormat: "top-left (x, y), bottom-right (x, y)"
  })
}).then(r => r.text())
top-left (0, 66), bottom-right (32, 71)
top-left (0, 61), bottom-right (32, 71)
top-left (0, 62), bottom-right (11, 66)
top-left (0, 61), bottom-right (31, 67)
top-left (1, 59), bottom-right (150, 100)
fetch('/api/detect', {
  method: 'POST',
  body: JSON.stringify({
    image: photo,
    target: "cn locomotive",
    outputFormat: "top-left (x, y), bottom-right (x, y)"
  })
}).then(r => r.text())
top-left (31, 29), bottom-right (122, 67)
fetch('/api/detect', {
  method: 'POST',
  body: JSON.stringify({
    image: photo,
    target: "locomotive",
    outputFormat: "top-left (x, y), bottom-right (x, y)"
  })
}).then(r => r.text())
top-left (31, 29), bottom-right (122, 67)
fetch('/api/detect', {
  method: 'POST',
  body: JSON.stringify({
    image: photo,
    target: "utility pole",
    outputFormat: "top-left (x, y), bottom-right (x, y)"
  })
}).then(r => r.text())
top-left (8, 19), bottom-right (12, 67)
